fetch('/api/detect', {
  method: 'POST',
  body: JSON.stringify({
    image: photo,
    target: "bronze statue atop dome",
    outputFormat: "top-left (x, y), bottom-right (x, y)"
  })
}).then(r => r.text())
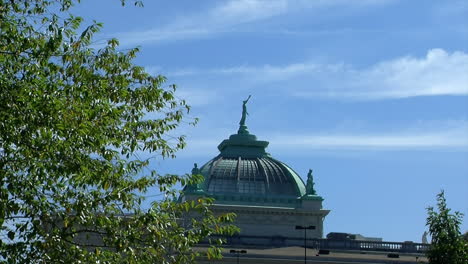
top-left (238, 95), bottom-right (251, 134)
top-left (239, 95), bottom-right (251, 127)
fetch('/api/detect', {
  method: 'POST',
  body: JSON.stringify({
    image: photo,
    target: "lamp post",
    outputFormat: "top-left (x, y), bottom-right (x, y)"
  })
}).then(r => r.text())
top-left (230, 249), bottom-right (247, 264)
top-left (296, 225), bottom-right (316, 264)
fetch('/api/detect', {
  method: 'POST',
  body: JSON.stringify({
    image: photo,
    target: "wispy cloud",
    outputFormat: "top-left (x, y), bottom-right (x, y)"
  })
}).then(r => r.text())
top-left (144, 66), bottom-right (218, 106)
top-left (168, 49), bottom-right (468, 99)
top-left (432, 0), bottom-right (468, 17)
top-left (337, 49), bottom-right (468, 99)
top-left (115, 0), bottom-right (395, 46)
top-left (179, 121), bottom-right (468, 156)
top-left (174, 89), bottom-right (220, 107)
top-left (271, 130), bottom-right (468, 150)
top-left (168, 62), bottom-right (338, 80)
top-left (116, 0), bottom-right (286, 46)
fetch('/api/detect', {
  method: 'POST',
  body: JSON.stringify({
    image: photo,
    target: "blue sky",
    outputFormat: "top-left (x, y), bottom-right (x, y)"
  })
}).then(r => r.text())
top-left (77, 0), bottom-right (467, 242)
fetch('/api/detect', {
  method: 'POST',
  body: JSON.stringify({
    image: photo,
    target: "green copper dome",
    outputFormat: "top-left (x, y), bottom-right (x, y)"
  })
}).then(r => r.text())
top-left (199, 154), bottom-right (306, 197)
top-left (187, 96), bottom-right (313, 207)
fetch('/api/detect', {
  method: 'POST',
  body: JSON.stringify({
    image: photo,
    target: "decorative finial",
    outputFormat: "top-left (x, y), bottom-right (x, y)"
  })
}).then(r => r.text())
top-left (306, 169), bottom-right (317, 195)
top-left (238, 95), bottom-right (251, 134)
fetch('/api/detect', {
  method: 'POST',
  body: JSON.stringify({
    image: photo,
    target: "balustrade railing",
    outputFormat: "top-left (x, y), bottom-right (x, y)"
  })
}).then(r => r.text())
top-left (308, 238), bottom-right (429, 253)
top-left (207, 235), bottom-right (430, 253)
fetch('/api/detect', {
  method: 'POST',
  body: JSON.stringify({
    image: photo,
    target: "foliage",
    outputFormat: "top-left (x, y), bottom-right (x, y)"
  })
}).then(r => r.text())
top-left (0, 0), bottom-right (237, 263)
top-left (426, 191), bottom-right (467, 264)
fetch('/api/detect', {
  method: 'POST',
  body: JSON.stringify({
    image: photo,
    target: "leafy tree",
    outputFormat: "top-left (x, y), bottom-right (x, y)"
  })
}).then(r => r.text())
top-left (426, 191), bottom-right (467, 264)
top-left (0, 0), bottom-right (237, 263)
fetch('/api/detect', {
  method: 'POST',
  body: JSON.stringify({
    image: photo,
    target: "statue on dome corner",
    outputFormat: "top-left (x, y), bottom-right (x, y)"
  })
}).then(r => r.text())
top-left (191, 163), bottom-right (200, 176)
top-left (187, 163), bottom-right (204, 193)
top-left (306, 169), bottom-right (317, 195)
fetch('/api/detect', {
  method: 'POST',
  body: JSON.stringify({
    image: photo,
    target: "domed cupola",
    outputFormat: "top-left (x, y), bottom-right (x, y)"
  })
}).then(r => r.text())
top-left (184, 96), bottom-right (323, 208)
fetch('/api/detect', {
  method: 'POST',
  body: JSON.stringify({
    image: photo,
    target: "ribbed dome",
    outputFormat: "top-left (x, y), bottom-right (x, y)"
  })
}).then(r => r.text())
top-left (190, 118), bottom-right (307, 206)
top-left (199, 155), bottom-right (306, 198)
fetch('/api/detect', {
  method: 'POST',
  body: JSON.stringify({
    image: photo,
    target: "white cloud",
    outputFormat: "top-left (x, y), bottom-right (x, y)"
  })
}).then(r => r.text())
top-left (433, 0), bottom-right (468, 18)
top-left (271, 130), bottom-right (468, 150)
top-left (169, 62), bottom-right (342, 81)
top-left (168, 63), bottom-right (315, 80)
top-left (212, 0), bottom-right (288, 25)
top-left (115, 0), bottom-right (395, 46)
top-left (179, 121), bottom-right (468, 155)
top-left (143, 66), bottom-right (218, 106)
top-left (174, 89), bottom-right (220, 106)
top-left (116, 0), bottom-right (287, 46)
top-left (168, 49), bottom-right (468, 99)
top-left (343, 49), bottom-right (468, 99)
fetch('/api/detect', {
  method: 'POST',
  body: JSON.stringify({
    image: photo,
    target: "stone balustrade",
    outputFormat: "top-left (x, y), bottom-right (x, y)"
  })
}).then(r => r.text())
top-left (206, 235), bottom-right (429, 254)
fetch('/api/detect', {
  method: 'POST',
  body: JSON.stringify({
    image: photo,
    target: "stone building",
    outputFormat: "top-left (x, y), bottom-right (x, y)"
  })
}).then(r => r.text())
top-left (180, 98), bottom-right (329, 245)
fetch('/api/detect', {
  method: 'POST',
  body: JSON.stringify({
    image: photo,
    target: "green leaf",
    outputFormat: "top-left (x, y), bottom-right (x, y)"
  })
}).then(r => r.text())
top-left (7, 231), bottom-right (15, 240)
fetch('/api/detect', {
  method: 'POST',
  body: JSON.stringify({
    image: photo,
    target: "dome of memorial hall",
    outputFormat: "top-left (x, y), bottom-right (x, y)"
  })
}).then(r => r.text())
top-left (184, 96), bottom-right (322, 208)
top-left (182, 96), bottom-right (327, 242)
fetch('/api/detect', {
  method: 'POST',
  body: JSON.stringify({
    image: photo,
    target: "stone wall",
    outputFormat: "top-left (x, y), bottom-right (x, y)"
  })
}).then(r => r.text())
top-left (212, 204), bottom-right (329, 240)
